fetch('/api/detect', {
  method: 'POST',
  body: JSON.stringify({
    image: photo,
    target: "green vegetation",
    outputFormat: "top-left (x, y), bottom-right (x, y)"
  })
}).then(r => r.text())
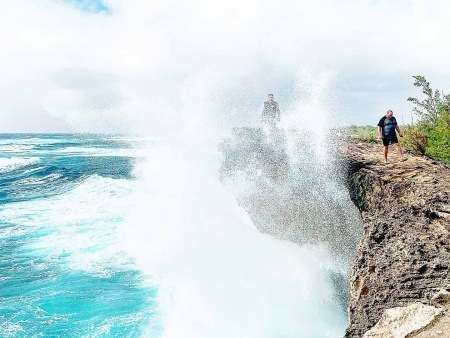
top-left (407, 76), bottom-right (450, 125)
top-left (402, 76), bottom-right (450, 162)
top-left (337, 76), bottom-right (449, 163)
top-left (345, 125), bottom-right (379, 142)
top-left (401, 124), bottom-right (428, 155)
top-left (426, 111), bottom-right (450, 161)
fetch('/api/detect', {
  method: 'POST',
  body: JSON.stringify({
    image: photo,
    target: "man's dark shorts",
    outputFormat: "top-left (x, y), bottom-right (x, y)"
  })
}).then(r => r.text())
top-left (382, 136), bottom-right (399, 146)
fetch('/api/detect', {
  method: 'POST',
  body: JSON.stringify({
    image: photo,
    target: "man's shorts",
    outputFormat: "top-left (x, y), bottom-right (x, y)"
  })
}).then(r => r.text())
top-left (382, 136), bottom-right (399, 146)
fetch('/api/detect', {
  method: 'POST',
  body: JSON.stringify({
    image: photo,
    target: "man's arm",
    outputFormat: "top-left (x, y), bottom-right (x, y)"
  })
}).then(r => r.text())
top-left (276, 103), bottom-right (280, 121)
top-left (377, 126), bottom-right (383, 139)
top-left (377, 117), bottom-right (384, 139)
top-left (395, 125), bottom-right (403, 137)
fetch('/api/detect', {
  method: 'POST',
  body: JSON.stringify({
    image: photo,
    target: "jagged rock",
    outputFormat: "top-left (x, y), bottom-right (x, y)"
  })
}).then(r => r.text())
top-left (220, 132), bottom-right (450, 337)
top-left (220, 127), bottom-right (362, 261)
top-left (362, 303), bottom-right (443, 338)
top-left (431, 289), bottom-right (450, 306)
top-left (342, 142), bottom-right (450, 337)
top-left (219, 128), bottom-right (364, 311)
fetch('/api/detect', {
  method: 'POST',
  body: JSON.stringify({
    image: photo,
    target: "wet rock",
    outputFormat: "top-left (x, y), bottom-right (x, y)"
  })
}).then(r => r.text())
top-left (220, 127), bottom-right (363, 262)
top-left (220, 128), bottom-right (364, 313)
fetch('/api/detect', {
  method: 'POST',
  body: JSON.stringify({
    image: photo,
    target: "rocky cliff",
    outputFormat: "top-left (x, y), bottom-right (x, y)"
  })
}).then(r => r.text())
top-left (220, 128), bottom-right (362, 264)
top-left (343, 141), bottom-right (450, 337)
top-left (220, 129), bottom-right (450, 337)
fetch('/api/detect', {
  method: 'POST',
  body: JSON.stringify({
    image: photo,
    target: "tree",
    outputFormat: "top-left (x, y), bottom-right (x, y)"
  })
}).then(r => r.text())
top-left (407, 75), bottom-right (449, 125)
top-left (404, 76), bottom-right (450, 162)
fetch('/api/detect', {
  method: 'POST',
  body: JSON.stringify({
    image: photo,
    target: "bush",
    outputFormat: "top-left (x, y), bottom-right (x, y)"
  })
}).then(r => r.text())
top-left (426, 111), bottom-right (450, 162)
top-left (401, 124), bottom-right (428, 155)
top-left (406, 75), bottom-right (450, 162)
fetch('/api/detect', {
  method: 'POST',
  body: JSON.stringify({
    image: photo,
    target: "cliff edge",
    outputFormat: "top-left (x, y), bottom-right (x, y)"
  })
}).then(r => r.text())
top-left (342, 141), bottom-right (450, 337)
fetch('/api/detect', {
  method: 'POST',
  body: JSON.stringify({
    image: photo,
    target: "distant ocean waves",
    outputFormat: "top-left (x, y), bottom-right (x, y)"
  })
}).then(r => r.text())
top-left (0, 134), bottom-right (158, 337)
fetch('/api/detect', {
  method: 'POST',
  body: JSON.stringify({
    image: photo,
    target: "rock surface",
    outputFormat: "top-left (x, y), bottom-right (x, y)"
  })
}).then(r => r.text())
top-left (220, 128), bottom-right (362, 260)
top-left (219, 127), bottom-right (364, 310)
top-left (362, 303), bottom-right (443, 338)
top-left (220, 130), bottom-right (450, 337)
top-left (342, 141), bottom-right (450, 337)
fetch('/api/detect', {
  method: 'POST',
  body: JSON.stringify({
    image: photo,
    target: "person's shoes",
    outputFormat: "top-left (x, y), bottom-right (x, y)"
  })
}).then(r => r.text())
top-left (384, 160), bottom-right (388, 164)
top-left (401, 158), bottom-right (407, 162)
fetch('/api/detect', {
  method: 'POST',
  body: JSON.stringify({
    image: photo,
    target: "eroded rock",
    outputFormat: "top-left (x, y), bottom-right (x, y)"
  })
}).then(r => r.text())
top-left (342, 142), bottom-right (450, 337)
top-left (362, 303), bottom-right (443, 338)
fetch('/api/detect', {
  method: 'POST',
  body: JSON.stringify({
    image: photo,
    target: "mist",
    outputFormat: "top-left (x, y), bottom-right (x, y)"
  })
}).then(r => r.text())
top-left (2, 0), bottom-right (450, 133)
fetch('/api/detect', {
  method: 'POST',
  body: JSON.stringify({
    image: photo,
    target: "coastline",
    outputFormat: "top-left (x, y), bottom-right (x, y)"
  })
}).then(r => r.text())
top-left (342, 141), bottom-right (450, 337)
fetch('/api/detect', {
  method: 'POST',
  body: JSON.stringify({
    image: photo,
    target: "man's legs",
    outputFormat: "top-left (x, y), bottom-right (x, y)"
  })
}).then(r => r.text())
top-left (394, 143), bottom-right (404, 160)
top-left (384, 146), bottom-right (389, 162)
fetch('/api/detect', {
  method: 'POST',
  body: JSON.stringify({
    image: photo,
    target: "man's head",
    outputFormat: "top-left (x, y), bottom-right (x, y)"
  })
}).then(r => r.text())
top-left (268, 94), bottom-right (274, 102)
top-left (386, 110), bottom-right (394, 118)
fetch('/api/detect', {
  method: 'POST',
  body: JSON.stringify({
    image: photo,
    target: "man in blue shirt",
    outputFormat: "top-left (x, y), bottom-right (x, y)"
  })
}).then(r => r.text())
top-left (377, 110), bottom-right (405, 163)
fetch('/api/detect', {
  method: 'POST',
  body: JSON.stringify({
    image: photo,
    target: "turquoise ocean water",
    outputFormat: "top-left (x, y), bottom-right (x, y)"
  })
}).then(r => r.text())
top-left (0, 133), bottom-right (355, 338)
top-left (0, 134), bottom-right (157, 337)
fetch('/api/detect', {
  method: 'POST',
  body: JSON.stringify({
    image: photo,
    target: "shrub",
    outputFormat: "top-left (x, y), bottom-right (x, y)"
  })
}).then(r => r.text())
top-left (406, 75), bottom-right (450, 162)
top-left (426, 111), bottom-right (450, 162)
top-left (401, 124), bottom-right (428, 155)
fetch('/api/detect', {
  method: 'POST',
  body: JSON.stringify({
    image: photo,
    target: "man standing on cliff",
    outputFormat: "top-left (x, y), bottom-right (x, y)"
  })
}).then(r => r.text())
top-left (377, 110), bottom-right (405, 163)
top-left (261, 94), bottom-right (280, 126)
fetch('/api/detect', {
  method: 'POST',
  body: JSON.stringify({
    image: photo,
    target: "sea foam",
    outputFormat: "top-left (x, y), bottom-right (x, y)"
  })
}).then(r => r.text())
top-left (0, 157), bottom-right (40, 173)
top-left (120, 140), bottom-right (347, 338)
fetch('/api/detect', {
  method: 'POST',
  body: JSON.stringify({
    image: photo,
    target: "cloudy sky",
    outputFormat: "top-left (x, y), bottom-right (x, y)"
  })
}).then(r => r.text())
top-left (1, 0), bottom-right (450, 134)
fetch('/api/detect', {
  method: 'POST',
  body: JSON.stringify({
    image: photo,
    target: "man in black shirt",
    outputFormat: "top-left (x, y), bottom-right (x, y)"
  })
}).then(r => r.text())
top-left (377, 110), bottom-right (405, 163)
top-left (261, 94), bottom-right (280, 126)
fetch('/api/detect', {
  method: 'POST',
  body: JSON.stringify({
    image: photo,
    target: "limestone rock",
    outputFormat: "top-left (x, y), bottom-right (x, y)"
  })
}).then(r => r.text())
top-left (431, 289), bottom-right (450, 306)
top-left (221, 133), bottom-right (450, 337)
top-left (362, 303), bottom-right (443, 338)
top-left (342, 142), bottom-right (450, 337)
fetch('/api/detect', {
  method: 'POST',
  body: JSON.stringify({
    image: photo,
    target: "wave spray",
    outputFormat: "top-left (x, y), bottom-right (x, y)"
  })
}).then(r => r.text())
top-left (120, 71), bottom-right (362, 337)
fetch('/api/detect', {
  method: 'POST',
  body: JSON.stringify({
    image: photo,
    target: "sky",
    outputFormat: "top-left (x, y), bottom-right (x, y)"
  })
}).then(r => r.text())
top-left (1, 0), bottom-right (450, 133)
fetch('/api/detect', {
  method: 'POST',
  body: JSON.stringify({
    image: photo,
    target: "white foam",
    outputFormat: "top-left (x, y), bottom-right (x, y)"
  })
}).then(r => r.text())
top-left (116, 70), bottom-right (359, 337)
top-left (22, 166), bottom-right (46, 175)
top-left (108, 135), bottom-right (165, 143)
top-left (0, 157), bottom-right (40, 173)
top-left (12, 173), bottom-right (62, 186)
top-left (121, 141), bottom-right (347, 338)
top-left (0, 320), bottom-right (24, 337)
top-left (0, 175), bottom-right (138, 277)
top-left (0, 137), bottom-right (64, 145)
top-left (43, 146), bottom-right (148, 157)
top-left (0, 144), bottom-right (35, 153)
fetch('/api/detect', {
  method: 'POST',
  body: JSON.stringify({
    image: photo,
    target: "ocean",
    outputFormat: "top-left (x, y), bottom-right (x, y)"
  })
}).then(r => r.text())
top-left (0, 132), bottom-right (356, 338)
top-left (0, 134), bottom-right (158, 337)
